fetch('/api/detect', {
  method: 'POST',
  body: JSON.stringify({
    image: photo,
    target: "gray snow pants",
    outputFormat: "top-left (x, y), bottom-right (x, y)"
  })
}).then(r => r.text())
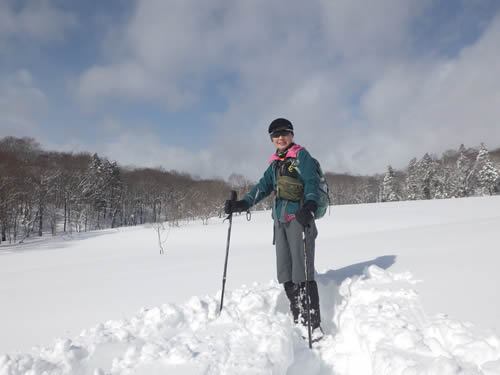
top-left (274, 219), bottom-right (318, 284)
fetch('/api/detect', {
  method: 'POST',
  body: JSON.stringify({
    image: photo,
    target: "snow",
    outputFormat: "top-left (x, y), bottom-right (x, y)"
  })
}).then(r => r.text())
top-left (1, 196), bottom-right (499, 374)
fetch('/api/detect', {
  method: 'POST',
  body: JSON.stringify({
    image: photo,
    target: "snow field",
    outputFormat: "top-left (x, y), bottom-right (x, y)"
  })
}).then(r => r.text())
top-left (1, 196), bottom-right (499, 374)
top-left (2, 265), bottom-right (500, 375)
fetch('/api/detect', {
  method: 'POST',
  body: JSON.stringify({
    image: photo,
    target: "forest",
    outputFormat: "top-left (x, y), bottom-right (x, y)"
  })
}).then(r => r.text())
top-left (0, 136), bottom-right (498, 244)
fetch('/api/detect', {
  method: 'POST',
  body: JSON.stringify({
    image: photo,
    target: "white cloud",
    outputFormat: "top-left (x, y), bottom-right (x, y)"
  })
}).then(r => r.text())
top-left (76, 62), bottom-right (196, 111)
top-left (93, 130), bottom-right (217, 178)
top-left (72, 1), bottom-right (500, 178)
top-left (76, 1), bottom-right (347, 108)
top-left (358, 14), bottom-right (500, 170)
top-left (318, 0), bottom-right (430, 60)
top-left (0, 0), bottom-right (76, 43)
top-left (0, 70), bottom-right (47, 138)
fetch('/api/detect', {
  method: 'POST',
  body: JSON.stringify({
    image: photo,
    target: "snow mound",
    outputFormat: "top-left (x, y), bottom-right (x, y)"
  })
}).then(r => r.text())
top-left (319, 266), bottom-right (500, 375)
top-left (1, 266), bottom-right (499, 375)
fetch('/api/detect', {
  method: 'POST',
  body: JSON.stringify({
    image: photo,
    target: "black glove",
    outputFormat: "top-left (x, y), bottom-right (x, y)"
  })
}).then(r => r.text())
top-left (295, 200), bottom-right (317, 227)
top-left (224, 199), bottom-right (249, 215)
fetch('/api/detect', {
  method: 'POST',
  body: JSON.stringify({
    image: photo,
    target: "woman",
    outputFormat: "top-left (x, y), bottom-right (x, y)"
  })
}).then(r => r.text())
top-left (224, 118), bottom-right (323, 341)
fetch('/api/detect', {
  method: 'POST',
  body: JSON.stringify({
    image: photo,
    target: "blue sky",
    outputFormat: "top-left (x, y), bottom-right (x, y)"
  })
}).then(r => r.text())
top-left (1, 0), bottom-right (500, 180)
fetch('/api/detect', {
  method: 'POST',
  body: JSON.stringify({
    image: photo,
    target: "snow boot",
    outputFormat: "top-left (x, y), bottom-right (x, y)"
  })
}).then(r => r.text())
top-left (298, 325), bottom-right (324, 343)
top-left (284, 281), bottom-right (301, 324)
top-left (286, 281), bottom-right (324, 342)
top-left (298, 281), bottom-right (324, 342)
top-left (298, 280), bottom-right (321, 329)
top-left (311, 326), bottom-right (324, 343)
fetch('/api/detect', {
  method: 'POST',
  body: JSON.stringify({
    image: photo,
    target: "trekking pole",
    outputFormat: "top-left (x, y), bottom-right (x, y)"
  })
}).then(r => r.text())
top-left (220, 190), bottom-right (237, 312)
top-left (303, 230), bottom-right (313, 349)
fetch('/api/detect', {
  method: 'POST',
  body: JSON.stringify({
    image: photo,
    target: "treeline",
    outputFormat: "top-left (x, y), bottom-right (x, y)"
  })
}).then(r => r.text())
top-left (0, 137), bottom-right (233, 244)
top-left (326, 144), bottom-right (499, 205)
top-left (1, 136), bottom-right (499, 244)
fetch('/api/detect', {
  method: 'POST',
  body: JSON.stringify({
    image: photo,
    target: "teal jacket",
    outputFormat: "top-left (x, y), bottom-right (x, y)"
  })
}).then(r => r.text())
top-left (243, 144), bottom-right (319, 223)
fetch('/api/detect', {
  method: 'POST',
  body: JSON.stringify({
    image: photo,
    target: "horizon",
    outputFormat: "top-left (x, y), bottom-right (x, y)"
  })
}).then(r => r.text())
top-left (2, 134), bottom-right (497, 181)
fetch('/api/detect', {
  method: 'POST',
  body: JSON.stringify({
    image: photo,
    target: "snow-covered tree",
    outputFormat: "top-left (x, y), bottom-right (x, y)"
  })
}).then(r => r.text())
top-left (433, 163), bottom-right (452, 199)
top-left (450, 147), bottom-right (473, 197)
top-left (382, 165), bottom-right (399, 202)
top-left (405, 158), bottom-right (420, 200)
top-left (354, 179), bottom-right (375, 204)
top-left (417, 153), bottom-right (438, 199)
top-left (104, 160), bottom-right (124, 228)
top-left (474, 144), bottom-right (499, 195)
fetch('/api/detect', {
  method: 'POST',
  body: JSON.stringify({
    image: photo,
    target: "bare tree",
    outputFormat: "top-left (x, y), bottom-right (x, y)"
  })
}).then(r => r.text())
top-left (153, 220), bottom-right (169, 254)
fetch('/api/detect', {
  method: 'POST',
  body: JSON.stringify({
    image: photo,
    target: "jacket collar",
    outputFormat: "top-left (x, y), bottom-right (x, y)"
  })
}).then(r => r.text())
top-left (269, 144), bottom-right (304, 163)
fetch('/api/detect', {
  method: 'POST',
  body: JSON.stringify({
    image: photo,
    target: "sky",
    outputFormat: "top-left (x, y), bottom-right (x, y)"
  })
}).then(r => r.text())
top-left (1, 0), bottom-right (500, 180)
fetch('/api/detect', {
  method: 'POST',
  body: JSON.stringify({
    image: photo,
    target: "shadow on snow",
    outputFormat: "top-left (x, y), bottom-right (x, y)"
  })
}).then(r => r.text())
top-left (317, 255), bottom-right (397, 286)
top-left (316, 255), bottom-right (397, 334)
top-left (0, 230), bottom-right (118, 254)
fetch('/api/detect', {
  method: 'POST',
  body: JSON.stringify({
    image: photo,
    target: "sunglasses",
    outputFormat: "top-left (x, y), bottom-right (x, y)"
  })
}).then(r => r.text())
top-left (270, 129), bottom-right (293, 138)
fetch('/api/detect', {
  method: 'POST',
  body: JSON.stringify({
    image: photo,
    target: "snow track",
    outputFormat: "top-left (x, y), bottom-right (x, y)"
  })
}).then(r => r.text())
top-left (2, 266), bottom-right (500, 375)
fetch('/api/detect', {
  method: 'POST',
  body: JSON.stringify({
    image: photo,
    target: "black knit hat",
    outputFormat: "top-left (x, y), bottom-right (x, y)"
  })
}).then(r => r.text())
top-left (268, 118), bottom-right (294, 134)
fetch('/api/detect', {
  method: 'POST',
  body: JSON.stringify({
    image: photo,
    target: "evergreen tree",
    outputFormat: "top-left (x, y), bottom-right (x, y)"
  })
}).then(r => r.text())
top-left (451, 148), bottom-right (473, 197)
top-left (433, 163), bottom-right (452, 199)
top-left (417, 153), bottom-right (438, 199)
top-left (474, 144), bottom-right (499, 195)
top-left (406, 158), bottom-right (420, 200)
top-left (382, 165), bottom-right (399, 202)
top-left (80, 154), bottom-right (109, 229)
top-left (104, 160), bottom-right (124, 227)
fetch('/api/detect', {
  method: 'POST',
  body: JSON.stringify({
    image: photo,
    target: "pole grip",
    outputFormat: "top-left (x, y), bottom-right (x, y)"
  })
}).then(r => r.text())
top-left (230, 190), bottom-right (237, 202)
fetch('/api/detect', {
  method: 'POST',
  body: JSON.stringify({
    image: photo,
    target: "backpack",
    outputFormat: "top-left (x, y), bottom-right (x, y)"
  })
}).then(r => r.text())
top-left (273, 154), bottom-right (330, 219)
top-left (313, 158), bottom-right (330, 219)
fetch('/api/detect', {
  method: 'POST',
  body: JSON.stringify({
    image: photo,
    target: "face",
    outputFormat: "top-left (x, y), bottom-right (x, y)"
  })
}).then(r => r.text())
top-left (271, 129), bottom-right (294, 152)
